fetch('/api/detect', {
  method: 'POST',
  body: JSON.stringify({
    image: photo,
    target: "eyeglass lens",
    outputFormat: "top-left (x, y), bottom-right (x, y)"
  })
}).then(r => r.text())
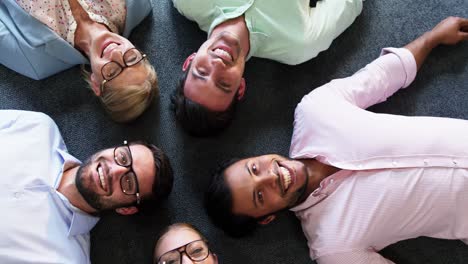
top-left (102, 49), bottom-right (143, 80)
top-left (114, 146), bottom-right (138, 195)
top-left (159, 240), bottom-right (209, 264)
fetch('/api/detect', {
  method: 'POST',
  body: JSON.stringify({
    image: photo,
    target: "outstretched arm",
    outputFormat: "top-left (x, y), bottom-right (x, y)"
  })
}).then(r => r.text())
top-left (316, 250), bottom-right (395, 264)
top-left (309, 16), bottom-right (468, 110)
top-left (405, 17), bottom-right (468, 70)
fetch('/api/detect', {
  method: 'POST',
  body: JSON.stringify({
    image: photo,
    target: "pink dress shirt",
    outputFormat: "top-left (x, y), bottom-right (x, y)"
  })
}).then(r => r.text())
top-left (289, 48), bottom-right (468, 263)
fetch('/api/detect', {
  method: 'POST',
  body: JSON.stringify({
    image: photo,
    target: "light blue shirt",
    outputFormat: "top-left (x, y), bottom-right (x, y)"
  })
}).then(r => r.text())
top-left (0, 110), bottom-right (99, 264)
top-left (0, 0), bottom-right (152, 80)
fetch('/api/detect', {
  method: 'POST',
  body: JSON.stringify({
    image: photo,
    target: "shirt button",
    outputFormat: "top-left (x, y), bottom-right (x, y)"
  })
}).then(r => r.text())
top-left (330, 179), bottom-right (335, 184)
top-left (392, 161), bottom-right (397, 166)
top-left (312, 188), bottom-right (321, 197)
top-left (423, 159), bottom-right (428, 166)
top-left (453, 160), bottom-right (458, 166)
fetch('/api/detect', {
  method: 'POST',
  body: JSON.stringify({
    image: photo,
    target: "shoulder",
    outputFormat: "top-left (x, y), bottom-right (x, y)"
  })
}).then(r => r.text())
top-left (2, 111), bottom-right (58, 132)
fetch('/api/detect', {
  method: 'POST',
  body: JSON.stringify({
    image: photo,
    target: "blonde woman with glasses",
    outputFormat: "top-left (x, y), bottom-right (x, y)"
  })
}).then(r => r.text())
top-left (0, 0), bottom-right (158, 122)
top-left (154, 223), bottom-right (218, 264)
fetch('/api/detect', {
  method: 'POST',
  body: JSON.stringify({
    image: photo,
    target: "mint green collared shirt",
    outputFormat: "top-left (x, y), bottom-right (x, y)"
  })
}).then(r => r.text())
top-left (173, 0), bottom-right (363, 65)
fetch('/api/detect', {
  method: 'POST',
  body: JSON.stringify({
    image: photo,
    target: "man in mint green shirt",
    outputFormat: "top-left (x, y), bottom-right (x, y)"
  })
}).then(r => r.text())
top-left (171, 0), bottom-right (363, 136)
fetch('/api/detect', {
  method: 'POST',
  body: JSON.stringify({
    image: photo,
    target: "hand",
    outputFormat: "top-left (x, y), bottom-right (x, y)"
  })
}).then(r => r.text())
top-left (429, 16), bottom-right (468, 46)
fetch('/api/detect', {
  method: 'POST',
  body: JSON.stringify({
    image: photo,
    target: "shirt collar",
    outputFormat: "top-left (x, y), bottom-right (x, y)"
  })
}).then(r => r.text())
top-left (55, 148), bottom-right (100, 236)
top-left (244, 17), bottom-right (268, 61)
top-left (68, 206), bottom-right (100, 237)
top-left (290, 170), bottom-right (352, 212)
top-left (207, 1), bottom-right (268, 61)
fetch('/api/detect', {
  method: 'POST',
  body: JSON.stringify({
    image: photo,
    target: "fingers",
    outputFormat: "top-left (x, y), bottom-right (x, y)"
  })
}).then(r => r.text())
top-left (456, 17), bottom-right (468, 41)
top-left (459, 17), bottom-right (468, 31)
top-left (460, 32), bottom-right (468, 41)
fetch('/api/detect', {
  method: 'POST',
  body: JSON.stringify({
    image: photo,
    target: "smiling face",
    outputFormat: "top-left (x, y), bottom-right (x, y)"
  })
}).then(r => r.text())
top-left (183, 31), bottom-right (247, 111)
top-left (75, 144), bottom-right (155, 211)
top-left (224, 154), bottom-right (309, 219)
top-left (88, 31), bottom-right (149, 96)
top-left (154, 225), bottom-right (217, 264)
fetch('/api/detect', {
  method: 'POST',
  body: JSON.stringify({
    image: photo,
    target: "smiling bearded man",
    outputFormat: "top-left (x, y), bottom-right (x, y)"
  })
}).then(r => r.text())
top-left (0, 110), bottom-right (173, 264)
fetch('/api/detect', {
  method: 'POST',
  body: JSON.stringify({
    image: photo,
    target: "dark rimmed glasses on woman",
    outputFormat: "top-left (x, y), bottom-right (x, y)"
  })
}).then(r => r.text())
top-left (157, 239), bottom-right (210, 264)
top-left (100, 48), bottom-right (147, 93)
top-left (114, 140), bottom-right (141, 205)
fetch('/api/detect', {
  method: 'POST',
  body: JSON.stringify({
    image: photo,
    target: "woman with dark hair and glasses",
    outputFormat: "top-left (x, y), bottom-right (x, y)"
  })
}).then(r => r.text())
top-left (154, 223), bottom-right (218, 264)
top-left (0, 0), bottom-right (158, 122)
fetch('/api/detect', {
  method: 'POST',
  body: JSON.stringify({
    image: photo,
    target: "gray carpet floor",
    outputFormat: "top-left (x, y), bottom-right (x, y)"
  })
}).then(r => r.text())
top-left (1, 0), bottom-right (468, 263)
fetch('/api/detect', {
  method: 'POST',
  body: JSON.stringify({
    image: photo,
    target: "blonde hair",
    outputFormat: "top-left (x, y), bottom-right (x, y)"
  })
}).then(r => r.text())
top-left (82, 60), bottom-right (158, 122)
top-left (153, 223), bottom-right (208, 263)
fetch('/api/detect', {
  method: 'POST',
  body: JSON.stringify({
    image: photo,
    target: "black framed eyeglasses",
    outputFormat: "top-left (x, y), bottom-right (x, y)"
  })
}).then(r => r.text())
top-left (157, 239), bottom-right (210, 264)
top-left (114, 140), bottom-right (141, 205)
top-left (100, 48), bottom-right (147, 93)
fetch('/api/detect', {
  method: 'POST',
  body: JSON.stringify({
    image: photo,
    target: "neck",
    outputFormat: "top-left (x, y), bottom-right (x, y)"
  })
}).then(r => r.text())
top-left (299, 159), bottom-right (340, 203)
top-left (210, 15), bottom-right (250, 59)
top-left (57, 166), bottom-right (97, 214)
top-left (69, 0), bottom-right (108, 57)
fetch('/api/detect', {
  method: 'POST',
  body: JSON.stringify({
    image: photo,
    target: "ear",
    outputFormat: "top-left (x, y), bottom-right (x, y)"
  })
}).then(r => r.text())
top-left (182, 53), bottom-right (196, 71)
top-left (90, 73), bottom-right (101, 96)
top-left (115, 206), bottom-right (139, 215)
top-left (212, 253), bottom-right (219, 264)
top-left (257, 214), bottom-right (276, 225)
top-left (236, 77), bottom-right (246, 100)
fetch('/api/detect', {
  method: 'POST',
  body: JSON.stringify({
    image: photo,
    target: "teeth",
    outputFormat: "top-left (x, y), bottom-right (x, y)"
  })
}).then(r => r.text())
top-left (213, 48), bottom-right (233, 61)
top-left (103, 43), bottom-right (118, 55)
top-left (280, 166), bottom-right (291, 191)
top-left (98, 166), bottom-right (106, 190)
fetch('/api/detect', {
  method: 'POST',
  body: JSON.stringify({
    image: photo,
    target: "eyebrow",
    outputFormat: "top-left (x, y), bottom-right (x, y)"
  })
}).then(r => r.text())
top-left (191, 69), bottom-right (232, 94)
top-left (245, 162), bottom-right (258, 208)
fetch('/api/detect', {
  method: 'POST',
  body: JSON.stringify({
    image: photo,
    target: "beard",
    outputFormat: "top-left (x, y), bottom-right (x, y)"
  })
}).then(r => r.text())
top-left (75, 156), bottom-right (103, 211)
top-left (286, 165), bottom-right (309, 208)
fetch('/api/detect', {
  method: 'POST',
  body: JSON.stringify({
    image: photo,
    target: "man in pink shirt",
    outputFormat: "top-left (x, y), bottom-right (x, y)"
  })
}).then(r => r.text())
top-left (206, 17), bottom-right (468, 263)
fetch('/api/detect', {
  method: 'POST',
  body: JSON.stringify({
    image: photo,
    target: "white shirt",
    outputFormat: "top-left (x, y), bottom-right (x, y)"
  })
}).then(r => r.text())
top-left (0, 110), bottom-right (99, 264)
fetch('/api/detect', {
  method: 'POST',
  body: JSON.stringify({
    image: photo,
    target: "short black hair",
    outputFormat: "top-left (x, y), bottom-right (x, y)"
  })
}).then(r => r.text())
top-left (171, 63), bottom-right (238, 137)
top-left (205, 158), bottom-right (260, 237)
top-left (131, 141), bottom-right (174, 210)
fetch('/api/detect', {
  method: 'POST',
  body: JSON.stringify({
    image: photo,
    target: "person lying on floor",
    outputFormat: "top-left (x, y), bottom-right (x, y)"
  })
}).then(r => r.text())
top-left (0, 0), bottom-right (158, 122)
top-left (0, 110), bottom-right (174, 263)
top-left (171, 0), bottom-right (364, 136)
top-left (206, 17), bottom-right (468, 263)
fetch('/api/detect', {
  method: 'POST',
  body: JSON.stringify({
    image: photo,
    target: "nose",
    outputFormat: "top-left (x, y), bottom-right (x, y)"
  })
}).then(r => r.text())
top-left (111, 163), bottom-right (129, 180)
top-left (109, 48), bottom-right (125, 64)
top-left (211, 56), bottom-right (226, 70)
top-left (181, 252), bottom-right (194, 264)
top-left (255, 171), bottom-right (277, 189)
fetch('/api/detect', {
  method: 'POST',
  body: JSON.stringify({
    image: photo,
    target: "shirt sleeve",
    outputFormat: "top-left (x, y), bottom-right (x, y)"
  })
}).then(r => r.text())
top-left (326, 47), bottom-right (417, 109)
top-left (0, 110), bottom-right (54, 130)
top-left (316, 250), bottom-right (395, 264)
top-left (122, 0), bottom-right (152, 37)
top-left (0, 110), bottom-right (24, 130)
top-left (0, 5), bottom-right (41, 80)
